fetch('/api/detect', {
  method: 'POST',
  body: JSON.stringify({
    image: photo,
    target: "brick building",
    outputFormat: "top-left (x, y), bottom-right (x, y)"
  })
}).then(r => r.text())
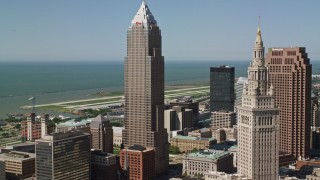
top-left (120, 145), bottom-right (155, 180)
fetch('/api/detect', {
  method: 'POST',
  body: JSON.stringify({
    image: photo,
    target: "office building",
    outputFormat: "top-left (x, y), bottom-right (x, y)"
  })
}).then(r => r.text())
top-left (113, 126), bottom-right (124, 147)
top-left (165, 106), bottom-right (193, 141)
top-left (35, 131), bottom-right (90, 180)
top-left (211, 110), bottom-right (236, 128)
top-left (237, 25), bottom-right (280, 179)
top-left (122, 1), bottom-right (168, 175)
top-left (182, 150), bottom-right (233, 176)
top-left (170, 135), bottom-right (216, 153)
top-left (0, 151), bottom-right (35, 180)
top-left (90, 115), bottom-right (113, 153)
top-left (210, 65), bottom-right (235, 112)
top-left (90, 149), bottom-right (117, 180)
top-left (120, 145), bottom-right (155, 180)
top-left (168, 97), bottom-right (199, 125)
top-left (312, 96), bottom-right (320, 127)
top-left (266, 47), bottom-right (312, 159)
top-left (235, 77), bottom-right (248, 109)
top-left (55, 118), bottom-right (91, 133)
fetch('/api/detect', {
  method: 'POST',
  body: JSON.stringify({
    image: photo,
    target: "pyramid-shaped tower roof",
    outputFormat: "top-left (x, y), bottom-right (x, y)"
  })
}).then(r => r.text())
top-left (90, 114), bottom-right (110, 128)
top-left (131, 1), bottom-right (157, 26)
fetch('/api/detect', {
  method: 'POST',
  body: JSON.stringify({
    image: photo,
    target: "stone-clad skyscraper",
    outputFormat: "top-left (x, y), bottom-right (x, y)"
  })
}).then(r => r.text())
top-left (122, 1), bottom-right (168, 176)
top-left (237, 25), bottom-right (280, 179)
top-left (266, 47), bottom-right (312, 159)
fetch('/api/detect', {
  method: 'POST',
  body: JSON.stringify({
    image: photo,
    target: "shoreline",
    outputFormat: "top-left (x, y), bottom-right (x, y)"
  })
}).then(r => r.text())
top-left (0, 80), bottom-right (209, 119)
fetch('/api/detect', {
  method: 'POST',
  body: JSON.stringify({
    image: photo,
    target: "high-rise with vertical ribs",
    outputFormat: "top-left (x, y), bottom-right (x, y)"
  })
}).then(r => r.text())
top-left (266, 47), bottom-right (312, 160)
top-left (122, 1), bottom-right (168, 176)
top-left (237, 25), bottom-right (280, 179)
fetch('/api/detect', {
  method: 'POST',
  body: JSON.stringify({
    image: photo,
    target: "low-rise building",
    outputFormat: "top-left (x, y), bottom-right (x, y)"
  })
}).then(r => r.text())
top-left (188, 128), bottom-right (212, 138)
top-left (120, 145), bottom-right (155, 180)
top-left (204, 171), bottom-right (250, 180)
top-left (306, 168), bottom-right (320, 180)
top-left (211, 126), bottom-right (237, 143)
top-left (0, 151), bottom-right (35, 180)
top-left (183, 150), bottom-right (233, 176)
top-left (113, 126), bottom-right (124, 147)
top-left (171, 135), bottom-right (216, 153)
top-left (211, 111), bottom-right (236, 128)
top-left (211, 141), bottom-right (238, 167)
top-left (90, 149), bottom-right (118, 180)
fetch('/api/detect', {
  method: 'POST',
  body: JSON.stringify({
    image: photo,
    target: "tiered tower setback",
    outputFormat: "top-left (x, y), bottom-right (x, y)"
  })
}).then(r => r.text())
top-left (237, 25), bottom-right (280, 179)
top-left (122, 1), bottom-right (169, 176)
top-left (266, 47), bottom-right (312, 159)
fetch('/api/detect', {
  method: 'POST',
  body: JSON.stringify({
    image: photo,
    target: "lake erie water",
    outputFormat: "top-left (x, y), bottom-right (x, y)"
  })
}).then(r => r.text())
top-left (0, 60), bottom-right (319, 117)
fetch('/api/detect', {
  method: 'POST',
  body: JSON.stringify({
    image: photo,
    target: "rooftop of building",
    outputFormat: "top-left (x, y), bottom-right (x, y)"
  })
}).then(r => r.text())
top-left (131, 1), bottom-right (157, 26)
top-left (90, 114), bottom-right (110, 128)
top-left (211, 141), bottom-right (237, 151)
top-left (212, 110), bottom-right (236, 114)
top-left (190, 128), bottom-right (211, 133)
top-left (186, 150), bottom-right (231, 160)
top-left (112, 126), bottom-right (124, 134)
top-left (91, 149), bottom-right (116, 157)
top-left (211, 65), bottom-right (234, 68)
top-left (169, 96), bottom-right (197, 104)
top-left (0, 151), bottom-right (35, 161)
top-left (236, 77), bottom-right (248, 84)
top-left (172, 135), bottom-right (215, 142)
top-left (37, 131), bottom-right (89, 141)
top-left (128, 144), bottom-right (146, 151)
top-left (56, 118), bottom-right (92, 128)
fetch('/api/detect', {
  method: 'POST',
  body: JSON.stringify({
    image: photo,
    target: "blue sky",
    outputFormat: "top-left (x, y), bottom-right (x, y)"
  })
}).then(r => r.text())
top-left (0, 0), bottom-right (319, 62)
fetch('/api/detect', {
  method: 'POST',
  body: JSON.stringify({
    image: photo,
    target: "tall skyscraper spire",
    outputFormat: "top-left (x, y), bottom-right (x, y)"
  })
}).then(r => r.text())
top-left (131, 0), bottom-right (157, 26)
top-left (237, 23), bottom-right (280, 179)
top-left (122, 1), bottom-right (168, 177)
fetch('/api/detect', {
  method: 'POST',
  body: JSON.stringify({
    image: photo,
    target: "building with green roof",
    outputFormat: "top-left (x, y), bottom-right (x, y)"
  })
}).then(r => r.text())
top-left (182, 150), bottom-right (233, 176)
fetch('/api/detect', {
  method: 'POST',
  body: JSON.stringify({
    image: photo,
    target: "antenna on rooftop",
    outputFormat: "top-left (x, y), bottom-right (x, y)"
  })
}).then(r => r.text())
top-left (259, 16), bottom-right (261, 27)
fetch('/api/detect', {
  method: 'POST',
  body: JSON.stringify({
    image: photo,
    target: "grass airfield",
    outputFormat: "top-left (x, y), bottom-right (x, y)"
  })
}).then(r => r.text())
top-left (21, 85), bottom-right (209, 113)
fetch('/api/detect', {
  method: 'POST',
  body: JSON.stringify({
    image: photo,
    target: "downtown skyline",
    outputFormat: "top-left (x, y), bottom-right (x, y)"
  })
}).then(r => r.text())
top-left (0, 0), bottom-right (319, 62)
